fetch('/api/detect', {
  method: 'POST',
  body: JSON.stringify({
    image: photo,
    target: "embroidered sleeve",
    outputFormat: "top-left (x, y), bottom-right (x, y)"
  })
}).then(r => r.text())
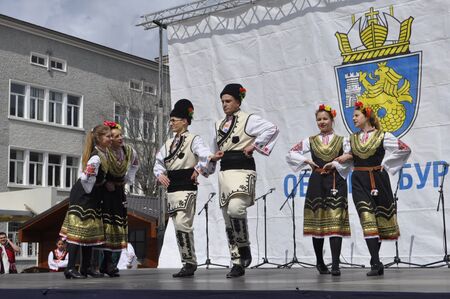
top-left (125, 147), bottom-right (139, 184)
top-left (192, 135), bottom-right (216, 177)
top-left (382, 132), bottom-right (411, 175)
top-left (286, 137), bottom-right (311, 172)
top-left (80, 155), bottom-right (100, 193)
top-left (332, 136), bottom-right (353, 179)
top-left (153, 144), bottom-right (167, 178)
top-left (246, 114), bottom-right (279, 156)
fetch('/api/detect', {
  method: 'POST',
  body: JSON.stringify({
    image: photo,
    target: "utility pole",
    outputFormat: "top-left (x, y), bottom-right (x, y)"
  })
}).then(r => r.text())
top-left (154, 20), bottom-right (167, 258)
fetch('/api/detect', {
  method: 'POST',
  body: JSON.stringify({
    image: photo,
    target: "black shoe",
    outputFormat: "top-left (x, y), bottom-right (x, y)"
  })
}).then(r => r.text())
top-left (100, 265), bottom-right (120, 277)
top-left (172, 263), bottom-right (197, 278)
top-left (331, 262), bottom-right (340, 276)
top-left (239, 246), bottom-right (252, 268)
top-left (226, 264), bottom-right (245, 278)
top-left (80, 268), bottom-right (104, 278)
top-left (64, 268), bottom-right (86, 279)
top-left (367, 262), bottom-right (384, 276)
top-left (331, 267), bottom-right (341, 276)
top-left (316, 263), bottom-right (330, 274)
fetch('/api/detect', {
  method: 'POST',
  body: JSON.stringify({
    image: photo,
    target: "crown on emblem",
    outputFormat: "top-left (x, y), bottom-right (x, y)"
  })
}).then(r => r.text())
top-left (335, 6), bottom-right (414, 64)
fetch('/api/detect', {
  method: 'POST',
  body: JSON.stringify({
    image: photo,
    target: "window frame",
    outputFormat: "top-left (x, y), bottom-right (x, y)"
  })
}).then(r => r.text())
top-left (143, 83), bottom-right (157, 95)
top-left (30, 52), bottom-right (48, 68)
top-left (9, 83), bottom-right (26, 118)
top-left (9, 149), bottom-right (25, 184)
top-left (8, 147), bottom-right (81, 190)
top-left (49, 57), bottom-right (67, 72)
top-left (8, 80), bottom-right (84, 129)
top-left (129, 80), bottom-right (142, 92)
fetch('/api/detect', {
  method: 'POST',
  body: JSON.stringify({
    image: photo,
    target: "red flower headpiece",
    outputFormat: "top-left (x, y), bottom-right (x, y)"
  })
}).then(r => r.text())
top-left (354, 101), bottom-right (364, 108)
top-left (239, 87), bottom-right (246, 101)
top-left (354, 101), bottom-right (371, 117)
top-left (103, 120), bottom-right (121, 130)
top-left (318, 104), bottom-right (337, 118)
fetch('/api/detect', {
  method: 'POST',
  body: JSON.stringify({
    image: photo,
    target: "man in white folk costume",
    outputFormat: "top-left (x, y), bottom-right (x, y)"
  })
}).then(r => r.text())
top-left (154, 99), bottom-right (215, 278)
top-left (211, 84), bottom-right (279, 278)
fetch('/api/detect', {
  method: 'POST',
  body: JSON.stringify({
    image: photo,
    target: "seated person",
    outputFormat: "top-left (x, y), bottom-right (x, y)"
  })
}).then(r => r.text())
top-left (48, 238), bottom-right (68, 272)
top-left (117, 243), bottom-right (138, 270)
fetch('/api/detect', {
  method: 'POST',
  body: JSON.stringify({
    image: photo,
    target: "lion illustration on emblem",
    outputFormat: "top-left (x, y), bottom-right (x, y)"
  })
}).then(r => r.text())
top-left (358, 62), bottom-right (413, 132)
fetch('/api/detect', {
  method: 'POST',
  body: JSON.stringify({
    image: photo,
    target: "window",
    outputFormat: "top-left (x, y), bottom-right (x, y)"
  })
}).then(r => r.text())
top-left (128, 109), bottom-right (140, 137)
top-left (9, 150), bottom-right (80, 188)
top-left (27, 243), bottom-right (37, 257)
top-left (128, 229), bottom-right (146, 260)
top-left (129, 80), bottom-right (141, 91)
top-left (50, 58), bottom-right (66, 72)
top-left (67, 95), bottom-right (80, 127)
top-left (10, 83), bottom-right (25, 117)
top-left (29, 152), bottom-right (43, 186)
top-left (30, 53), bottom-right (47, 67)
top-left (65, 156), bottom-right (79, 188)
top-left (114, 104), bottom-right (126, 128)
top-left (9, 149), bottom-right (24, 184)
top-left (29, 87), bottom-right (44, 121)
top-left (143, 83), bottom-right (156, 95)
top-left (48, 154), bottom-right (61, 187)
top-left (49, 91), bottom-right (63, 124)
top-left (114, 104), bottom-right (155, 139)
top-left (10, 81), bottom-right (83, 128)
top-left (143, 112), bottom-right (153, 140)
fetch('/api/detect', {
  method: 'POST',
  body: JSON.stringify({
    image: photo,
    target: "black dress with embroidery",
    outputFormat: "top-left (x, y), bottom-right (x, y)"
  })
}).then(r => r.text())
top-left (60, 150), bottom-right (106, 246)
top-left (102, 145), bottom-right (133, 251)
top-left (350, 131), bottom-right (399, 240)
top-left (304, 135), bottom-right (350, 237)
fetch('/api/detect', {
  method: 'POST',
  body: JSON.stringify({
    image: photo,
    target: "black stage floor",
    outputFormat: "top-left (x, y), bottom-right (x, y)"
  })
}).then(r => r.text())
top-left (1, 267), bottom-right (450, 298)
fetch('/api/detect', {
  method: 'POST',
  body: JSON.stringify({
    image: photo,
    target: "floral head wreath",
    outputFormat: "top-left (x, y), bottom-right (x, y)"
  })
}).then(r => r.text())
top-left (103, 120), bottom-right (122, 130)
top-left (318, 104), bottom-right (337, 118)
top-left (239, 87), bottom-right (246, 101)
top-left (354, 101), bottom-right (372, 118)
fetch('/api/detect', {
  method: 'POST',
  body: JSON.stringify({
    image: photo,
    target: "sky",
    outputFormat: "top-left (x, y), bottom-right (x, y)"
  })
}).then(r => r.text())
top-left (0, 0), bottom-right (192, 61)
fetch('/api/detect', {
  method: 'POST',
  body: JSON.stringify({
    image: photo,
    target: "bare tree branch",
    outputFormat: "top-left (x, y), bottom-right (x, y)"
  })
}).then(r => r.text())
top-left (107, 83), bottom-right (169, 196)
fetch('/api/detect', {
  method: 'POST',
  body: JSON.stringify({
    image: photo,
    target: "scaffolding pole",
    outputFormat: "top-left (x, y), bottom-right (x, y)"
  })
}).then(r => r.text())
top-left (137, 0), bottom-right (258, 30)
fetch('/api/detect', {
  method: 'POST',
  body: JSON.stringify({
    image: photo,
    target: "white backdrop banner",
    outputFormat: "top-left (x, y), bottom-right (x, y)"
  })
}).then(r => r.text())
top-left (159, 0), bottom-right (450, 268)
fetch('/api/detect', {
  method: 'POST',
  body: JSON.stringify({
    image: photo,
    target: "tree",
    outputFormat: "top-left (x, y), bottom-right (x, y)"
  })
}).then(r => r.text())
top-left (108, 82), bottom-right (169, 196)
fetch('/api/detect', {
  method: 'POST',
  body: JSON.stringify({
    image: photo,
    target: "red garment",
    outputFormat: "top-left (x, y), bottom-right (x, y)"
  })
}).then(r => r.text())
top-left (0, 244), bottom-right (17, 274)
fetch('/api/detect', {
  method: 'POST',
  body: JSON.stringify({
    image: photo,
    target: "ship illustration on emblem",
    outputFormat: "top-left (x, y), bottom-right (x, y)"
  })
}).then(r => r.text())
top-left (334, 6), bottom-right (421, 137)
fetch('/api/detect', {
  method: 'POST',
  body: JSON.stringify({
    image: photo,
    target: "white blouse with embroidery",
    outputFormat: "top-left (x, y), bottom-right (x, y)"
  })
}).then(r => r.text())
top-left (353, 131), bottom-right (411, 175)
top-left (80, 155), bottom-right (102, 194)
top-left (286, 133), bottom-right (352, 179)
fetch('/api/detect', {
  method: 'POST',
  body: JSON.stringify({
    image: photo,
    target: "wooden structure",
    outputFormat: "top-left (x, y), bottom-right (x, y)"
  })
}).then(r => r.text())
top-left (18, 195), bottom-right (160, 269)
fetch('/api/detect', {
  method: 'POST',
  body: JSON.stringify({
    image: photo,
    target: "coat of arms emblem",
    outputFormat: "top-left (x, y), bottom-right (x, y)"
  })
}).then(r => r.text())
top-left (334, 6), bottom-right (421, 137)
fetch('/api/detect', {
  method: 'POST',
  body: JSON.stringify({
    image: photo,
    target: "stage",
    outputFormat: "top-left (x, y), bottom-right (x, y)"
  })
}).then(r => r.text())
top-left (1, 267), bottom-right (450, 298)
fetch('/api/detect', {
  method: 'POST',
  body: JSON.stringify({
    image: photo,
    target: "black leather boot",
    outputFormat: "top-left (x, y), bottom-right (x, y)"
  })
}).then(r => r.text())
top-left (366, 262), bottom-right (384, 276)
top-left (331, 265), bottom-right (341, 276)
top-left (226, 264), bottom-right (245, 278)
top-left (100, 251), bottom-right (120, 277)
top-left (172, 263), bottom-right (197, 278)
top-left (238, 246), bottom-right (252, 268)
top-left (316, 263), bottom-right (330, 274)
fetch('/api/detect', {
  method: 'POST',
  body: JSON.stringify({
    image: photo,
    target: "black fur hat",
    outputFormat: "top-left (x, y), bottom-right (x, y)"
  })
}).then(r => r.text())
top-left (170, 99), bottom-right (194, 125)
